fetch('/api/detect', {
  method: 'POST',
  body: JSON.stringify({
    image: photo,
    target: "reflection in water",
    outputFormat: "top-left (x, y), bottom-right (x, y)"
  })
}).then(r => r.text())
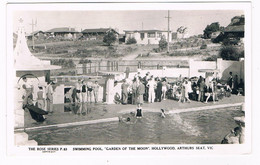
top-left (27, 108), bottom-right (244, 145)
top-left (170, 113), bottom-right (201, 136)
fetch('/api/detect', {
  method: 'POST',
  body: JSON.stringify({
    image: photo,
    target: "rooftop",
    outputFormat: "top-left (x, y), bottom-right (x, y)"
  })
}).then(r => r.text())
top-left (82, 28), bottom-right (119, 34)
top-left (45, 27), bottom-right (78, 33)
top-left (224, 25), bottom-right (244, 33)
top-left (124, 29), bottom-right (171, 33)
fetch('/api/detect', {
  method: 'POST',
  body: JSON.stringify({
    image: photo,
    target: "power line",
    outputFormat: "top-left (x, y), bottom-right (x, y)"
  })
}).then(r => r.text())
top-left (29, 19), bottom-right (37, 50)
top-left (165, 10), bottom-right (171, 53)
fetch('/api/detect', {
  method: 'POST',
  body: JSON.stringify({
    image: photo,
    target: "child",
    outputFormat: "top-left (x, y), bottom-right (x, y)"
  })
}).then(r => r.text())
top-left (136, 103), bottom-right (143, 118)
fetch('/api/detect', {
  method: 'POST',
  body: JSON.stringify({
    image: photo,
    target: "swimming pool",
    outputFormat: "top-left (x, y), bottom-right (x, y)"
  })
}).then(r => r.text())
top-left (26, 106), bottom-right (243, 145)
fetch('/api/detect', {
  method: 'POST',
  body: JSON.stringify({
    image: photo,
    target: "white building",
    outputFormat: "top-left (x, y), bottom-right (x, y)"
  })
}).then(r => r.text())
top-left (124, 30), bottom-right (172, 45)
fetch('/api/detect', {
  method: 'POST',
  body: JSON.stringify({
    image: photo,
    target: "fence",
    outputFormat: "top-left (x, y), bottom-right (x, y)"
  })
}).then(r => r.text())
top-left (76, 60), bottom-right (189, 75)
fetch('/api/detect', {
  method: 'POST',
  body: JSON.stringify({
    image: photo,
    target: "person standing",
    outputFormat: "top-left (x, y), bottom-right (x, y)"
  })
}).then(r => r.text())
top-left (205, 81), bottom-right (215, 104)
top-left (75, 80), bottom-right (82, 103)
top-left (147, 77), bottom-right (156, 103)
top-left (36, 85), bottom-right (46, 110)
top-left (198, 79), bottom-right (206, 102)
top-left (161, 78), bottom-right (167, 100)
top-left (183, 79), bottom-right (191, 103)
top-left (156, 78), bottom-right (162, 102)
top-left (233, 75), bottom-right (239, 94)
top-left (92, 81), bottom-right (100, 103)
top-left (136, 78), bottom-right (145, 105)
top-left (143, 72), bottom-right (150, 102)
top-left (21, 77), bottom-right (34, 108)
top-left (46, 81), bottom-right (54, 113)
top-left (121, 79), bottom-right (129, 105)
top-left (81, 80), bottom-right (87, 103)
top-left (87, 78), bottom-right (93, 103)
top-left (131, 78), bottom-right (138, 105)
top-left (228, 72), bottom-right (234, 90)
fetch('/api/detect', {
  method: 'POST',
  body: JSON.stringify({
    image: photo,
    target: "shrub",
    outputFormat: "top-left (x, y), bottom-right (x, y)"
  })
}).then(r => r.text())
top-left (153, 48), bottom-right (160, 53)
top-left (200, 44), bottom-right (207, 49)
top-left (103, 31), bottom-right (117, 46)
top-left (219, 46), bottom-right (243, 61)
top-left (204, 55), bottom-right (218, 61)
top-left (126, 37), bottom-right (137, 44)
top-left (159, 37), bottom-right (168, 51)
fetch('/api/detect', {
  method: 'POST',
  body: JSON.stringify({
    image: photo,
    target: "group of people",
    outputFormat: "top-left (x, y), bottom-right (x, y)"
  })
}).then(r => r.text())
top-left (120, 72), bottom-right (171, 106)
top-left (119, 71), bottom-right (245, 106)
top-left (65, 78), bottom-right (100, 104)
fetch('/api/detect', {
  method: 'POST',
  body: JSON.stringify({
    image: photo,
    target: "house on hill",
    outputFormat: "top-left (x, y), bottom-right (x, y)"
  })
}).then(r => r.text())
top-left (213, 15), bottom-right (244, 43)
top-left (223, 15), bottom-right (244, 39)
top-left (81, 28), bottom-right (119, 40)
top-left (26, 30), bottom-right (45, 40)
top-left (45, 27), bottom-right (78, 39)
top-left (224, 24), bottom-right (244, 38)
top-left (124, 29), bottom-right (172, 45)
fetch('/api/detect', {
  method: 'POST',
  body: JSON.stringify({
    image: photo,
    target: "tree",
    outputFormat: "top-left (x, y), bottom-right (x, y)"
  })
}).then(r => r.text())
top-left (159, 36), bottom-right (168, 51)
top-left (177, 26), bottom-right (188, 38)
top-left (203, 22), bottom-right (220, 39)
top-left (103, 31), bottom-right (117, 46)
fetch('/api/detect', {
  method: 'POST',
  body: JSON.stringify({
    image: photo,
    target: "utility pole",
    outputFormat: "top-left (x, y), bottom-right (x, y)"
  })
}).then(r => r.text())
top-left (142, 22), bottom-right (143, 30)
top-left (29, 19), bottom-right (37, 50)
top-left (165, 10), bottom-right (171, 53)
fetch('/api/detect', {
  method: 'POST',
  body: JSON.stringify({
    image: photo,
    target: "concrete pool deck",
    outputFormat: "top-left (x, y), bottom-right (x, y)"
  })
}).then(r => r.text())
top-left (18, 95), bottom-right (244, 131)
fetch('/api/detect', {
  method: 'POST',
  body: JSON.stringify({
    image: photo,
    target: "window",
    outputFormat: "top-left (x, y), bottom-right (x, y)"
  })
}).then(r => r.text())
top-left (147, 32), bottom-right (155, 38)
top-left (158, 33), bottom-right (162, 38)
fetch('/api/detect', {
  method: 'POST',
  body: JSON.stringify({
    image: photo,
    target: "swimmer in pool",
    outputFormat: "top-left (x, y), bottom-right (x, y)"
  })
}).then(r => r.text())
top-left (136, 103), bottom-right (143, 118)
top-left (161, 109), bottom-right (166, 118)
top-left (119, 115), bottom-right (137, 124)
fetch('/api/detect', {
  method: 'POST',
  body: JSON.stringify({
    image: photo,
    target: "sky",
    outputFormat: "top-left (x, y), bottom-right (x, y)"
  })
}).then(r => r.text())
top-left (13, 10), bottom-right (244, 36)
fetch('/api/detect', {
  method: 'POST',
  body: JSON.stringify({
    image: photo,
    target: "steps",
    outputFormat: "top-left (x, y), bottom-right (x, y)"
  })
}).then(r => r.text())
top-left (14, 132), bottom-right (38, 146)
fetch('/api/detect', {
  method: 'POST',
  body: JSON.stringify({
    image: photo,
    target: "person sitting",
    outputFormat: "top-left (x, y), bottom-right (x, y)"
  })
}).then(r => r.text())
top-left (221, 127), bottom-right (241, 144)
top-left (23, 95), bottom-right (47, 122)
top-left (224, 83), bottom-right (232, 97)
top-left (114, 92), bottom-right (121, 104)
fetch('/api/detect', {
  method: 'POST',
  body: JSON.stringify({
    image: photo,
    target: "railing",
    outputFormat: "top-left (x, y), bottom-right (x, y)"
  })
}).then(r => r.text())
top-left (50, 75), bottom-right (103, 83)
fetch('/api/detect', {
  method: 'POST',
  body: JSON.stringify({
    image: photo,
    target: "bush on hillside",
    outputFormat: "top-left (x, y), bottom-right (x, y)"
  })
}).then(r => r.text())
top-left (219, 46), bottom-right (243, 61)
top-left (204, 55), bottom-right (218, 61)
top-left (159, 36), bottom-right (168, 51)
top-left (200, 44), bottom-right (207, 49)
top-left (126, 37), bottom-right (137, 44)
top-left (103, 31), bottom-right (117, 46)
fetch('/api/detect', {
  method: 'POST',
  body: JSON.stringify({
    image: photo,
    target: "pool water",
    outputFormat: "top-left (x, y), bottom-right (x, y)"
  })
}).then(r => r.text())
top-left (27, 107), bottom-right (244, 145)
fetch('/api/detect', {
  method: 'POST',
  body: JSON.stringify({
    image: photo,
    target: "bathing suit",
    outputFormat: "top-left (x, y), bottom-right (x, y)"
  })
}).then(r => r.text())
top-left (82, 85), bottom-right (86, 93)
top-left (87, 87), bottom-right (93, 92)
top-left (136, 108), bottom-right (142, 117)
